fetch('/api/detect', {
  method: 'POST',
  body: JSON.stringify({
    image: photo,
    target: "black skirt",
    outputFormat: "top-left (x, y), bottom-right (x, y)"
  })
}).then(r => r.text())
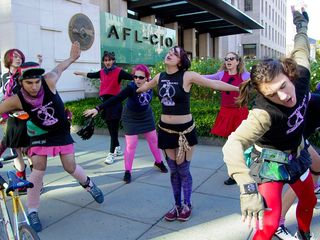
top-left (158, 119), bottom-right (198, 149)
top-left (122, 106), bottom-right (155, 135)
top-left (4, 117), bottom-right (30, 148)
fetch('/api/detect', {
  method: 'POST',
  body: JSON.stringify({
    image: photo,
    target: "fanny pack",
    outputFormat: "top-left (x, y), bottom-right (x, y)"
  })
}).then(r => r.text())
top-left (27, 120), bottom-right (48, 137)
top-left (245, 146), bottom-right (292, 181)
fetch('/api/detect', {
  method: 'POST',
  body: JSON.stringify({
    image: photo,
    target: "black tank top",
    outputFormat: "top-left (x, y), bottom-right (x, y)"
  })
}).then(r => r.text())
top-left (17, 78), bottom-right (73, 146)
top-left (255, 66), bottom-right (310, 151)
top-left (158, 71), bottom-right (190, 115)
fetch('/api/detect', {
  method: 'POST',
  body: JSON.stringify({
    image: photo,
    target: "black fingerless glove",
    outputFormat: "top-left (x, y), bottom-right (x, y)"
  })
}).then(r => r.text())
top-left (293, 10), bottom-right (308, 33)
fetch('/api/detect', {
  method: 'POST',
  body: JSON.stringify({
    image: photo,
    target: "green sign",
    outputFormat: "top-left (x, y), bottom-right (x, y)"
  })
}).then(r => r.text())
top-left (100, 12), bottom-right (176, 65)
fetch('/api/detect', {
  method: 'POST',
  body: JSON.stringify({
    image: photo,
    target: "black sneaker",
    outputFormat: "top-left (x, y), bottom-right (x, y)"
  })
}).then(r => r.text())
top-left (123, 171), bottom-right (131, 184)
top-left (224, 177), bottom-right (236, 185)
top-left (87, 182), bottom-right (104, 204)
top-left (28, 212), bottom-right (42, 233)
top-left (154, 161), bottom-right (168, 173)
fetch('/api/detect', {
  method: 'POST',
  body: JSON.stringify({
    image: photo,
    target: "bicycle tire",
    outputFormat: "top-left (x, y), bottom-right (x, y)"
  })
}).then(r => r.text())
top-left (0, 210), bottom-right (9, 240)
top-left (19, 223), bottom-right (40, 240)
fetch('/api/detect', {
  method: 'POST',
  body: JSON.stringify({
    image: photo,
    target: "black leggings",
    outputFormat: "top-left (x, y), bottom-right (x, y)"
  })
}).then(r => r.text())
top-left (106, 119), bottom-right (120, 153)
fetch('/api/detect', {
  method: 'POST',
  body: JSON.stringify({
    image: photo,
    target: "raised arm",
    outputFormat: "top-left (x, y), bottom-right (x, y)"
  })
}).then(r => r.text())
top-left (291, 6), bottom-right (310, 70)
top-left (136, 73), bottom-right (159, 93)
top-left (186, 71), bottom-right (238, 92)
top-left (45, 41), bottom-right (81, 88)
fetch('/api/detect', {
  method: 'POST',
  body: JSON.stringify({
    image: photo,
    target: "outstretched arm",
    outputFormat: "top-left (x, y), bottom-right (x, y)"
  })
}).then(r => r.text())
top-left (187, 71), bottom-right (238, 92)
top-left (0, 95), bottom-right (23, 116)
top-left (136, 73), bottom-right (159, 93)
top-left (45, 41), bottom-right (81, 89)
top-left (290, 6), bottom-right (310, 70)
top-left (84, 86), bottom-right (132, 117)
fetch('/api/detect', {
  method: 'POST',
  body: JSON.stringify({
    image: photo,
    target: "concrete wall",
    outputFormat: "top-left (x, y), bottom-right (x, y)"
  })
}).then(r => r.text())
top-left (0, 0), bottom-right (101, 101)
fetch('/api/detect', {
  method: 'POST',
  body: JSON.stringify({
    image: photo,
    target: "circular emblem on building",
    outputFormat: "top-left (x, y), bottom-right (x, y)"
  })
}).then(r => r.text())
top-left (68, 13), bottom-right (95, 51)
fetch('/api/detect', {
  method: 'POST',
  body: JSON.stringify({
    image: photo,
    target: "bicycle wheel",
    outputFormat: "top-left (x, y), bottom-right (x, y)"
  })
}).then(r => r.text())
top-left (19, 223), bottom-right (40, 240)
top-left (0, 199), bottom-right (9, 240)
top-left (0, 211), bottom-right (9, 240)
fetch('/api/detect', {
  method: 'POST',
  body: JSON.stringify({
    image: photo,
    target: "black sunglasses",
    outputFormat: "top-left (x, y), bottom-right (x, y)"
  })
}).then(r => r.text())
top-left (133, 75), bottom-right (145, 80)
top-left (224, 57), bottom-right (238, 61)
top-left (226, 77), bottom-right (235, 94)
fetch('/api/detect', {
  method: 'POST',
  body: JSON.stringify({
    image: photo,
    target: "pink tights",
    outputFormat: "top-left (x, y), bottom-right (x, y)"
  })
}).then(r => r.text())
top-left (253, 173), bottom-right (316, 239)
top-left (27, 165), bottom-right (88, 212)
top-left (124, 130), bottom-right (162, 172)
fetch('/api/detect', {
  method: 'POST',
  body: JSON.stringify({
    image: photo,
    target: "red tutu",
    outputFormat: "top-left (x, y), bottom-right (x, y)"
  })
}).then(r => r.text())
top-left (211, 106), bottom-right (249, 137)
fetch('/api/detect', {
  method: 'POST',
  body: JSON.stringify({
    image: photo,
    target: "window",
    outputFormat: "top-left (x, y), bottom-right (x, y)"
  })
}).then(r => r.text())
top-left (244, 0), bottom-right (253, 11)
top-left (243, 44), bottom-right (257, 59)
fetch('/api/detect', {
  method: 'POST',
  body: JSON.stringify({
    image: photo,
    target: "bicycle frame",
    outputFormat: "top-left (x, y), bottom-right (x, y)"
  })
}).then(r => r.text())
top-left (0, 177), bottom-right (15, 240)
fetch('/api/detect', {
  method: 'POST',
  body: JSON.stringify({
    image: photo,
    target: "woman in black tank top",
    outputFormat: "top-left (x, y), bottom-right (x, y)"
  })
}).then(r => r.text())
top-left (137, 46), bottom-right (238, 222)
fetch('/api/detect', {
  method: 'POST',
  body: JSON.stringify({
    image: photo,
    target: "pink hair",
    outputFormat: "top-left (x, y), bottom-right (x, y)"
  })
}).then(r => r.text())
top-left (132, 64), bottom-right (150, 81)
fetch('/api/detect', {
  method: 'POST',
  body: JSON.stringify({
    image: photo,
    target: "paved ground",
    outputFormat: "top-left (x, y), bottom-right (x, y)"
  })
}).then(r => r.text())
top-left (1, 132), bottom-right (319, 240)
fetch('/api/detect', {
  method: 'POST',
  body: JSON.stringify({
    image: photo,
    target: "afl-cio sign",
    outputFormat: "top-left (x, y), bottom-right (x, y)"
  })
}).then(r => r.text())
top-left (106, 25), bottom-right (173, 48)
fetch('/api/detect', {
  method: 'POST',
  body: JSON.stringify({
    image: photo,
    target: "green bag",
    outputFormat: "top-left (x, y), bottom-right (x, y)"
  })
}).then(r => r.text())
top-left (259, 148), bottom-right (291, 181)
top-left (27, 120), bottom-right (48, 137)
top-left (259, 161), bottom-right (290, 181)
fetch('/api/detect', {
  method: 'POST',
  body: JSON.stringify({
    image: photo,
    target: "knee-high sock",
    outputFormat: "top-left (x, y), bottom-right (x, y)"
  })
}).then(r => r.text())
top-left (291, 173), bottom-right (317, 233)
top-left (70, 165), bottom-right (88, 185)
top-left (166, 157), bottom-right (181, 207)
top-left (253, 182), bottom-right (283, 240)
top-left (124, 135), bottom-right (138, 172)
top-left (177, 161), bottom-right (192, 206)
top-left (144, 130), bottom-right (162, 163)
top-left (27, 169), bottom-right (45, 211)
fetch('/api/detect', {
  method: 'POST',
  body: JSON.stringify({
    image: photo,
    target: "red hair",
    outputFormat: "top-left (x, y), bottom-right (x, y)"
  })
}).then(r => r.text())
top-left (132, 64), bottom-right (150, 81)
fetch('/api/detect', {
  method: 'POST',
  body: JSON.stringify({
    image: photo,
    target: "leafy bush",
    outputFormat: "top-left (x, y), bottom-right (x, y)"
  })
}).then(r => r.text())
top-left (67, 58), bottom-right (320, 147)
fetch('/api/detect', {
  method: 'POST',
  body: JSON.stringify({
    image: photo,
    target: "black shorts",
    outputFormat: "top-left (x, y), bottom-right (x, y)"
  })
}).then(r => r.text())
top-left (158, 119), bottom-right (198, 149)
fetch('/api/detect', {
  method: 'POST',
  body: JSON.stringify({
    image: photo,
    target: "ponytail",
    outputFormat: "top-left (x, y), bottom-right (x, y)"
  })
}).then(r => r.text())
top-left (236, 80), bottom-right (255, 107)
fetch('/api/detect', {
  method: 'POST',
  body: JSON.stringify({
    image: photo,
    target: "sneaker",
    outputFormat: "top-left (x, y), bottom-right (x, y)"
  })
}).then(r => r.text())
top-left (177, 204), bottom-right (192, 221)
top-left (154, 161), bottom-right (168, 173)
top-left (275, 225), bottom-right (295, 240)
top-left (27, 212), bottom-right (42, 233)
top-left (87, 182), bottom-right (104, 204)
top-left (123, 171), bottom-right (131, 184)
top-left (164, 205), bottom-right (181, 221)
top-left (224, 177), bottom-right (237, 185)
top-left (105, 153), bottom-right (115, 164)
top-left (294, 230), bottom-right (315, 240)
top-left (114, 146), bottom-right (123, 156)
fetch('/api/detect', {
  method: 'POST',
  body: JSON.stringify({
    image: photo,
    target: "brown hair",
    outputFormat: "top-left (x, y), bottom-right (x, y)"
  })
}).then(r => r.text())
top-left (236, 58), bottom-right (299, 107)
top-left (3, 49), bottom-right (25, 68)
top-left (219, 52), bottom-right (246, 74)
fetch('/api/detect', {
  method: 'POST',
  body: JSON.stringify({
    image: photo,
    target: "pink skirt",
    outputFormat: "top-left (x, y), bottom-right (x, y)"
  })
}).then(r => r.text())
top-left (28, 144), bottom-right (74, 157)
top-left (211, 106), bottom-right (249, 137)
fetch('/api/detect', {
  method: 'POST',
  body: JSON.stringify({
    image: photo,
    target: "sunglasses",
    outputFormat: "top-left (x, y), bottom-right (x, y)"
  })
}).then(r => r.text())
top-left (226, 77), bottom-right (235, 94)
top-left (133, 75), bottom-right (145, 80)
top-left (224, 57), bottom-right (237, 61)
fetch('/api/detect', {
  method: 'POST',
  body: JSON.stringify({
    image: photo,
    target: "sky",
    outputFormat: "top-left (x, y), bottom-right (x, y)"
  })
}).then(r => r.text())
top-left (286, 0), bottom-right (320, 40)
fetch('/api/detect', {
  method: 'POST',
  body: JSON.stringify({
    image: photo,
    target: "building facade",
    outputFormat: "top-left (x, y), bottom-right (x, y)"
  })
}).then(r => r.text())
top-left (237, 0), bottom-right (287, 59)
top-left (0, 0), bottom-right (262, 101)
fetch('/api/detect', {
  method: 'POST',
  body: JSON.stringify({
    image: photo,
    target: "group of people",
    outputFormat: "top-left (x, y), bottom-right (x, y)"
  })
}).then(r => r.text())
top-left (0, 4), bottom-right (319, 240)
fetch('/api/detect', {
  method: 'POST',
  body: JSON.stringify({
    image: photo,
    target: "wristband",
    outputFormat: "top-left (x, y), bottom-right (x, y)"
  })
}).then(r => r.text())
top-left (95, 106), bottom-right (100, 112)
top-left (240, 182), bottom-right (258, 195)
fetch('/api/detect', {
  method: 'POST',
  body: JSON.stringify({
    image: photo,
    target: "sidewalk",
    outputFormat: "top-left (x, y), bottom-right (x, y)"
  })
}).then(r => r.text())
top-left (2, 133), bottom-right (319, 240)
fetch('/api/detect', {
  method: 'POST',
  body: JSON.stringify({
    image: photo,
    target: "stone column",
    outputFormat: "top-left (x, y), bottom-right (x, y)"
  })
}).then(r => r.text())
top-left (199, 33), bottom-right (213, 58)
top-left (183, 28), bottom-right (196, 59)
